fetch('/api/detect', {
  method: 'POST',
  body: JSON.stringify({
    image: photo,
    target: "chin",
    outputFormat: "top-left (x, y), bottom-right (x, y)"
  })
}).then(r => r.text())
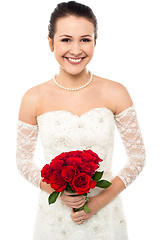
top-left (61, 67), bottom-right (87, 76)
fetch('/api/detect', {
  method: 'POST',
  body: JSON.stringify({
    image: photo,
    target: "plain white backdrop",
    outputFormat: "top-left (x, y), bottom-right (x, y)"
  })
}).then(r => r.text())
top-left (1, 0), bottom-right (160, 239)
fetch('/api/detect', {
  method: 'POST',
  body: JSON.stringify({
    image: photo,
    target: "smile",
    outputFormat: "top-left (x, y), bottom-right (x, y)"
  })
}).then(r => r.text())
top-left (65, 57), bottom-right (85, 64)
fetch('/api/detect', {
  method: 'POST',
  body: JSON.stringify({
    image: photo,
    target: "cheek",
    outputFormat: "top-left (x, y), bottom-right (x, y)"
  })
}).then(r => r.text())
top-left (54, 43), bottom-right (67, 56)
top-left (86, 45), bottom-right (94, 57)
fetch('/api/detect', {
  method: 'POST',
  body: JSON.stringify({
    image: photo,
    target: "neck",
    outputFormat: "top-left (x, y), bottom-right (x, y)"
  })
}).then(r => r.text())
top-left (55, 68), bottom-right (91, 89)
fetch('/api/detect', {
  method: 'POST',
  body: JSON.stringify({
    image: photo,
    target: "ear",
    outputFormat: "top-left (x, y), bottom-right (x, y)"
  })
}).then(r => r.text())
top-left (48, 36), bottom-right (54, 52)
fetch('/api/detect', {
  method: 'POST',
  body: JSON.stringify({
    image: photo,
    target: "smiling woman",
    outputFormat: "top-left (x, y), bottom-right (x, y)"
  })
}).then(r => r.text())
top-left (48, 15), bottom-right (95, 78)
top-left (16, 1), bottom-right (146, 240)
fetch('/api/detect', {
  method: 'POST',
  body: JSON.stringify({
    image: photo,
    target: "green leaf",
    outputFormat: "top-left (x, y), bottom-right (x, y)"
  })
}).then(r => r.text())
top-left (96, 180), bottom-right (112, 189)
top-left (66, 184), bottom-right (74, 193)
top-left (83, 204), bottom-right (91, 213)
top-left (48, 191), bottom-right (59, 205)
top-left (83, 193), bottom-right (87, 196)
top-left (73, 207), bottom-right (83, 212)
top-left (60, 190), bottom-right (64, 197)
top-left (92, 171), bottom-right (104, 181)
top-left (73, 204), bottom-right (91, 213)
top-left (85, 197), bottom-right (89, 203)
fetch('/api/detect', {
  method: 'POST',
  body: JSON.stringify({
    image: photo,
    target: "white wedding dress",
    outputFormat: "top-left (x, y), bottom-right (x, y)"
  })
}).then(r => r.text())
top-left (16, 105), bottom-right (146, 240)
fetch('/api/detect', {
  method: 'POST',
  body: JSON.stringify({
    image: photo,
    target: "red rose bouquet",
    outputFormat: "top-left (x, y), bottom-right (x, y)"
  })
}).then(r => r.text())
top-left (41, 150), bottom-right (112, 213)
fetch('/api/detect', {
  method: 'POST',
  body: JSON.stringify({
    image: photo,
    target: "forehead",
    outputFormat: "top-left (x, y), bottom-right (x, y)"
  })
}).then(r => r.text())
top-left (55, 15), bottom-right (94, 36)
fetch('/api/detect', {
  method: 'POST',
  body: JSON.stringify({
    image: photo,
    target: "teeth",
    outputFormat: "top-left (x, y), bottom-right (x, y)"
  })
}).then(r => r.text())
top-left (68, 58), bottom-right (83, 63)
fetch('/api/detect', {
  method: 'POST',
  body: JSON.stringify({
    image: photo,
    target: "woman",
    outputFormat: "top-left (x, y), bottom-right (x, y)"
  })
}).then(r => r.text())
top-left (16, 1), bottom-right (146, 239)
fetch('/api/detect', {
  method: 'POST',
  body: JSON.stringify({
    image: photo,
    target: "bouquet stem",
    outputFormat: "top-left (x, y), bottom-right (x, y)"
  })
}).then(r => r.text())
top-left (73, 197), bottom-right (91, 213)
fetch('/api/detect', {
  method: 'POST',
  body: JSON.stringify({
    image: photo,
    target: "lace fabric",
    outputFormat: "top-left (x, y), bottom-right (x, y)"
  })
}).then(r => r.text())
top-left (16, 105), bottom-right (145, 240)
top-left (16, 120), bottom-right (41, 188)
top-left (16, 105), bottom-right (145, 189)
top-left (114, 105), bottom-right (146, 187)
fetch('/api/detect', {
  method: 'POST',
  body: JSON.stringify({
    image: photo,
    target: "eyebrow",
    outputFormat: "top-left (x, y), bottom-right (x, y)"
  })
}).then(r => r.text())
top-left (59, 34), bottom-right (93, 38)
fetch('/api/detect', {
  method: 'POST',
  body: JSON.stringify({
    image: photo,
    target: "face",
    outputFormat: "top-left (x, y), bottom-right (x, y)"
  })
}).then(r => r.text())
top-left (48, 15), bottom-right (95, 75)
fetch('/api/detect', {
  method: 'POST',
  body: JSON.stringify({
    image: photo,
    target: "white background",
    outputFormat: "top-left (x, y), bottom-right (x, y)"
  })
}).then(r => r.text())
top-left (1, 0), bottom-right (160, 239)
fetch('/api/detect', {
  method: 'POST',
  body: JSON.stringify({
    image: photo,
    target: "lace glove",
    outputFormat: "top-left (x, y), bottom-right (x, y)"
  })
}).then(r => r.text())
top-left (16, 120), bottom-right (41, 188)
top-left (114, 105), bottom-right (146, 187)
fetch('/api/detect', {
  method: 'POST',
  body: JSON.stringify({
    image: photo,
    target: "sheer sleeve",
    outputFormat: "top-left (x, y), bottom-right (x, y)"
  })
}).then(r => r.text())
top-left (16, 120), bottom-right (41, 188)
top-left (114, 105), bottom-right (146, 187)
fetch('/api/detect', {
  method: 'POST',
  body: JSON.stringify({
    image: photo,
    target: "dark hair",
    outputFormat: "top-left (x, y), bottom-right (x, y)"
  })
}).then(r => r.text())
top-left (48, 1), bottom-right (98, 41)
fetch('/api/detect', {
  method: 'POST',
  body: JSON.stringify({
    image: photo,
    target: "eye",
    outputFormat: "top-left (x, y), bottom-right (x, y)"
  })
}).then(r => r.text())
top-left (61, 38), bottom-right (71, 42)
top-left (81, 38), bottom-right (91, 42)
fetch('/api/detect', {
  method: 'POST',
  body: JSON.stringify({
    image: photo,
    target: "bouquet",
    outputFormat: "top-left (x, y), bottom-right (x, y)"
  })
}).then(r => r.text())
top-left (41, 150), bottom-right (112, 213)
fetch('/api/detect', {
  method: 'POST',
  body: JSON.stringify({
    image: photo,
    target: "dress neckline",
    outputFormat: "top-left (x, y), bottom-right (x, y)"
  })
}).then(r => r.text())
top-left (37, 107), bottom-right (114, 120)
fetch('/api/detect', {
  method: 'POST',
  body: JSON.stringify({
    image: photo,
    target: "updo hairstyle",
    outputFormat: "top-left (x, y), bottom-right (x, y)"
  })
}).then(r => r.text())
top-left (48, 1), bottom-right (98, 41)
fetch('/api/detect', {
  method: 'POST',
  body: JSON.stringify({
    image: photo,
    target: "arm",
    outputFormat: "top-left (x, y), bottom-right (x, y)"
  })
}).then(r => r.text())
top-left (94, 104), bottom-right (146, 210)
top-left (16, 120), bottom-right (41, 187)
top-left (17, 88), bottom-right (88, 200)
top-left (16, 87), bottom-right (52, 192)
top-left (71, 84), bottom-right (146, 224)
top-left (16, 88), bottom-right (41, 187)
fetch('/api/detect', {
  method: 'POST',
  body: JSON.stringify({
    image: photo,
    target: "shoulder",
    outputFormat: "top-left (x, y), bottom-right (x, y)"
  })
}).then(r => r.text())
top-left (18, 81), bottom-right (50, 124)
top-left (22, 80), bottom-right (51, 100)
top-left (94, 75), bottom-right (133, 115)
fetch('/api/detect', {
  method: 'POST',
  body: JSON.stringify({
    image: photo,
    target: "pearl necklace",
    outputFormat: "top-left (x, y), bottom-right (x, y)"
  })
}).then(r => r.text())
top-left (53, 71), bottom-right (93, 91)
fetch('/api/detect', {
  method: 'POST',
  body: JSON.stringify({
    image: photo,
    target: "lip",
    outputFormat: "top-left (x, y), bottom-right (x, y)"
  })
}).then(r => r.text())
top-left (64, 57), bottom-right (85, 65)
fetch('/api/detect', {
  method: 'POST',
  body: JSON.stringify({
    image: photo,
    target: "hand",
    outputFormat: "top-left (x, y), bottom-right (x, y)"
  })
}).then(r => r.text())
top-left (59, 190), bottom-right (86, 208)
top-left (70, 196), bottom-right (99, 225)
top-left (40, 179), bottom-right (54, 194)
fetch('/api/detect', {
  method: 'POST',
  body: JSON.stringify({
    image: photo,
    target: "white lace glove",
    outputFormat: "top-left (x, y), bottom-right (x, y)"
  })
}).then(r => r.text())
top-left (114, 105), bottom-right (146, 187)
top-left (16, 120), bottom-right (41, 188)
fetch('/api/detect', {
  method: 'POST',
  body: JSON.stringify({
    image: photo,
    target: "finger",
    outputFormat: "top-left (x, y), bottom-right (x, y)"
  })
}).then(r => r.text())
top-left (64, 190), bottom-right (79, 196)
top-left (72, 216), bottom-right (86, 225)
top-left (71, 209), bottom-right (85, 218)
top-left (75, 219), bottom-right (85, 225)
top-left (61, 196), bottom-right (84, 204)
top-left (73, 215), bottom-right (85, 222)
top-left (60, 194), bottom-right (86, 209)
top-left (60, 198), bottom-right (84, 207)
top-left (71, 200), bottom-right (86, 208)
top-left (64, 195), bottom-right (85, 204)
top-left (71, 210), bottom-right (86, 223)
top-left (72, 219), bottom-right (83, 225)
top-left (64, 191), bottom-right (86, 201)
top-left (71, 196), bottom-right (86, 204)
top-left (71, 195), bottom-right (86, 202)
top-left (66, 193), bottom-right (85, 199)
top-left (62, 200), bottom-right (85, 209)
top-left (61, 191), bottom-right (84, 200)
top-left (69, 198), bottom-right (86, 208)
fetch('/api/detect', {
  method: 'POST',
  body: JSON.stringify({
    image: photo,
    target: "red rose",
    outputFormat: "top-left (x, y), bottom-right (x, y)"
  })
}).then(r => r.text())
top-left (66, 156), bottom-right (82, 166)
top-left (79, 161), bottom-right (99, 176)
top-left (70, 172), bottom-right (96, 194)
top-left (50, 158), bottom-right (64, 171)
top-left (61, 165), bottom-right (79, 182)
top-left (40, 150), bottom-right (112, 211)
top-left (54, 152), bottom-right (68, 160)
top-left (89, 179), bottom-right (97, 189)
top-left (41, 164), bottom-right (53, 184)
top-left (85, 150), bottom-right (98, 158)
top-left (82, 151), bottom-right (93, 161)
top-left (83, 150), bottom-right (103, 164)
top-left (50, 170), bottom-right (67, 192)
top-left (68, 150), bottom-right (82, 157)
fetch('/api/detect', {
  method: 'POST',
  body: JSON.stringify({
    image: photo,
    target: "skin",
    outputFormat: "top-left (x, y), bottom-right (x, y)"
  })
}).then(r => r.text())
top-left (19, 15), bottom-right (133, 225)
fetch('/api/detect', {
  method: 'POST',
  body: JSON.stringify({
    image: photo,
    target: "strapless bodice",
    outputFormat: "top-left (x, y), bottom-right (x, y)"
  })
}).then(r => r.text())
top-left (37, 107), bottom-right (115, 180)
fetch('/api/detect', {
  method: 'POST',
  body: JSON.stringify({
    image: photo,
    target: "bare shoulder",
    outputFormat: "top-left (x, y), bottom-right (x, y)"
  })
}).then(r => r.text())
top-left (18, 80), bottom-right (51, 124)
top-left (94, 75), bottom-right (133, 115)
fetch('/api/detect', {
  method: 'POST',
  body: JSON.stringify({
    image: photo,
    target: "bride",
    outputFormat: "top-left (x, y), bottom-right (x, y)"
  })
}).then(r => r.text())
top-left (16, 1), bottom-right (146, 239)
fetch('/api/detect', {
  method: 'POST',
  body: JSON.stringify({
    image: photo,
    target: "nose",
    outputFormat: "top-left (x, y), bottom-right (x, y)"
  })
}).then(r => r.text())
top-left (69, 41), bottom-right (83, 56)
